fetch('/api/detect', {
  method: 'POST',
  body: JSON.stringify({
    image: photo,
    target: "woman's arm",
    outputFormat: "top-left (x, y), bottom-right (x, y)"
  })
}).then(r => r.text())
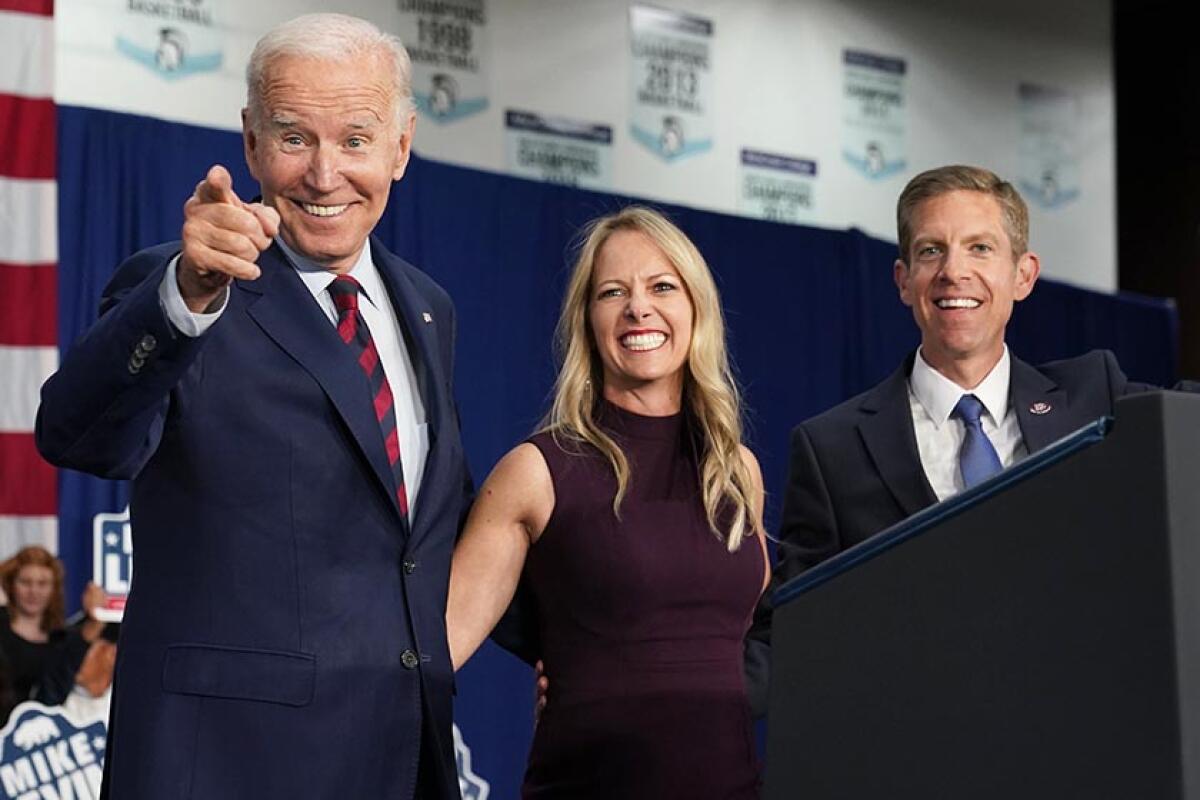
top-left (447, 442), bottom-right (554, 671)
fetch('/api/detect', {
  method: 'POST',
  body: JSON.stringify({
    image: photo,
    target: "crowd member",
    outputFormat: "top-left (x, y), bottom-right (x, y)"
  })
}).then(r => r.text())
top-left (60, 637), bottom-right (118, 722)
top-left (35, 13), bottom-right (471, 799)
top-left (448, 207), bottom-right (769, 799)
top-left (0, 546), bottom-right (107, 721)
top-left (746, 165), bottom-right (1155, 704)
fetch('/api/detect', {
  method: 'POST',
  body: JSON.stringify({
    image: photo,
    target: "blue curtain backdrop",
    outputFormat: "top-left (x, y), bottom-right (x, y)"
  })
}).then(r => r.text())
top-left (55, 105), bottom-right (1178, 795)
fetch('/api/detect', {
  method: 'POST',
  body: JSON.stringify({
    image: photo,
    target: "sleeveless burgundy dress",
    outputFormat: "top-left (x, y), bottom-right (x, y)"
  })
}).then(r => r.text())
top-left (522, 402), bottom-right (763, 799)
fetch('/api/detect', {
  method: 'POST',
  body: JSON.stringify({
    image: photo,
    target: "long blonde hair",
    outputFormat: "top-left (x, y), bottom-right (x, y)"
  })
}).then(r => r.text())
top-left (543, 206), bottom-right (759, 552)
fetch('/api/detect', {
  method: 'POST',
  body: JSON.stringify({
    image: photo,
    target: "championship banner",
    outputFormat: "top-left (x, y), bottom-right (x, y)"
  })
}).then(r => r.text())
top-left (504, 110), bottom-right (612, 190)
top-left (841, 49), bottom-right (906, 179)
top-left (398, 0), bottom-right (489, 124)
top-left (115, 0), bottom-right (224, 79)
top-left (1018, 83), bottom-right (1080, 209)
top-left (628, 4), bottom-right (713, 162)
top-left (92, 508), bottom-right (131, 622)
top-left (738, 148), bottom-right (818, 224)
top-left (0, 704), bottom-right (106, 800)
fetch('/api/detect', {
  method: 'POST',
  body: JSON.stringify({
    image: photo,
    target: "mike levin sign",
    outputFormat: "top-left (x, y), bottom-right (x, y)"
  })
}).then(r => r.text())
top-left (0, 705), bottom-right (107, 800)
top-left (92, 508), bottom-right (132, 622)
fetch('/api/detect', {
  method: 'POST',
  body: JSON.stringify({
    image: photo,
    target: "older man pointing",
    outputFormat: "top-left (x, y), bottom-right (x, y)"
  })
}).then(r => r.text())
top-left (37, 14), bottom-right (470, 799)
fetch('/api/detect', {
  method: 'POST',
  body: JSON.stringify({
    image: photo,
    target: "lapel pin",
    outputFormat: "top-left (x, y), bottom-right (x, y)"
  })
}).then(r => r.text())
top-left (422, 312), bottom-right (433, 324)
top-left (1029, 401), bottom-right (1052, 415)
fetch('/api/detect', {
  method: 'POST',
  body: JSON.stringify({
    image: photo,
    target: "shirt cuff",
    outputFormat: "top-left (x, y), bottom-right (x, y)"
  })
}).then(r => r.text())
top-left (158, 254), bottom-right (229, 337)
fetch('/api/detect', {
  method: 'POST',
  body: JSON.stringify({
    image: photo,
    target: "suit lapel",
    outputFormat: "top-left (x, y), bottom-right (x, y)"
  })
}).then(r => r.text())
top-left (370, 238), bottom-right (453, 542)
top-left (1011, 355), bottom-right (1071, 453)
top-left (857, 358), bottom-right (938, 517)
top-left (241, 245), bottom-right (408, 527)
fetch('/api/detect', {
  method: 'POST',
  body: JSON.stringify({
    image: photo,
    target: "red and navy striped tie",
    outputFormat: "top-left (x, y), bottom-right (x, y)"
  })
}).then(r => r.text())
top-left (328, 275), bottom-right (409, 517)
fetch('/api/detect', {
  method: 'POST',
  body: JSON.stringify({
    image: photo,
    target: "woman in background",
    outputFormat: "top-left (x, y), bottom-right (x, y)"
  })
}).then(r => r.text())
top-left (0, 545), bottom-right (107, 720)
top-left (448, 207), bottom-right (768, 799)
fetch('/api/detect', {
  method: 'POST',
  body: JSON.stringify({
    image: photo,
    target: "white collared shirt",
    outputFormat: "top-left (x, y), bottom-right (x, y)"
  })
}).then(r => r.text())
top-left (907, 346), bottom-right (1028, 501)
top-left (159, 242), bottom-right (429, 517)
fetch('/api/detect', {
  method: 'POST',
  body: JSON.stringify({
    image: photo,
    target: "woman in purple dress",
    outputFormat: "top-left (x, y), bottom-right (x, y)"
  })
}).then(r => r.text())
top-left (447, 207), bottom-right (769, 798)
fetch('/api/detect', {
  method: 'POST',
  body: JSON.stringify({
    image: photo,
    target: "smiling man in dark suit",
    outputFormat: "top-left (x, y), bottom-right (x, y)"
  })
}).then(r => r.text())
top-left (36, 13), bottom-right (468, 799)
top-left (745, 165), bottom-right (1149, 710)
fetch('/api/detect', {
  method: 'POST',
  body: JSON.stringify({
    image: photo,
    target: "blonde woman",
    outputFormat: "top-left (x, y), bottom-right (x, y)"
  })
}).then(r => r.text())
top-left (448, 207), bottom-right (769, 799)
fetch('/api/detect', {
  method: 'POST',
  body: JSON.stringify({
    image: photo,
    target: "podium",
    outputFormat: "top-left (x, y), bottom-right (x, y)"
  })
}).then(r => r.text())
top-left (765, 392), bottom-right (1200, 799)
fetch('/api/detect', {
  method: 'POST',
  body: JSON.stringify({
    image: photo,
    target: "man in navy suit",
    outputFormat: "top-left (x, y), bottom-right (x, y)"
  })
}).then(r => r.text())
top-left (746, 165), bottom-right (1149, 711)
top-left (36, 14), bottom-right (468, 799)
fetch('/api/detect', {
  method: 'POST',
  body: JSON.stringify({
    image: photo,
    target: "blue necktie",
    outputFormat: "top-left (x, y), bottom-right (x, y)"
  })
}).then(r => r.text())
top-left (953, 393), bottom-right (1003, 488)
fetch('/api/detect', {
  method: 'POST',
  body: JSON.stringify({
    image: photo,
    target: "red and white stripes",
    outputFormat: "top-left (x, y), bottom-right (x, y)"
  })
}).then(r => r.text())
top-left (1, 0), bottom-right (58, 555)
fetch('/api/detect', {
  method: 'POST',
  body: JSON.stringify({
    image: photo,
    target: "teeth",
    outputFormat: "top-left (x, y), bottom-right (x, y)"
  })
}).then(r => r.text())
top-left (300, 202), bottom-right (349, 217)
top-left (936, 298), bottom-right (981, 309)
top-left (621, 332), bottom-right (667, 351)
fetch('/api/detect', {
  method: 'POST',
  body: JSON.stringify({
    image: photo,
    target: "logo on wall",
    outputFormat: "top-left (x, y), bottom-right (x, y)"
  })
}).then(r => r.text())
top-left (115, 0), bottom-right (223, 79)
top-left (454, 724), bottom-right (489, 799)
top-left (0, 705), bottom-right (106, 800)
top-left (398, 0), bottom-right (490, 124)
top-left (92, 508), bottom-right (132, 623)
top-left (429, 73), bottom-right (460, 117)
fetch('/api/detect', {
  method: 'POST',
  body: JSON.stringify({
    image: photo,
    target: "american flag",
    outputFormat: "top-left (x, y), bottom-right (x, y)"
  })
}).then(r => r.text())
top-left (0, 0), bottom-right (58, 556)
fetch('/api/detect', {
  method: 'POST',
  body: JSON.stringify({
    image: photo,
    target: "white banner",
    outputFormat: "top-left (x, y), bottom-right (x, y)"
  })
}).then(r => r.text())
top-left (841, 49), bottom-right (906, 179)
top-left (738, 148), bottom-right (818, 225)
top-left (505, 110), bottom-right (612, 190)
top-left (1018, 83), bottom-right (1080, 209)
top-left (398, 0), bottom-right (489, 124)
top-left (628, 5), bottom-right (713, 162)
top-left (115, 0), bottom-right (225, 80)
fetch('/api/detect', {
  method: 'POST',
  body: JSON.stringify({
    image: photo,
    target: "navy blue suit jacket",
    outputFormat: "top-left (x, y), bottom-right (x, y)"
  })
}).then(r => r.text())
top-left (745, 349), bottom-right (1150, 712)
top-left (36, 238), bottom-right (471, 799)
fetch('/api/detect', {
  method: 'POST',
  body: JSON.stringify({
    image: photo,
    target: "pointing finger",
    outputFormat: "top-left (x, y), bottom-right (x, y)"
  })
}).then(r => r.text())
top-left (195, 164), bottom-right (241, 207)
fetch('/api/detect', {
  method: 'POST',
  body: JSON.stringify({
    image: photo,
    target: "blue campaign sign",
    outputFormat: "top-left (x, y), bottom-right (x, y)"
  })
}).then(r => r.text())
top-left (92, 508), bottom-right (132, 621)
top-left (0, 704), bottom-right (106, 799)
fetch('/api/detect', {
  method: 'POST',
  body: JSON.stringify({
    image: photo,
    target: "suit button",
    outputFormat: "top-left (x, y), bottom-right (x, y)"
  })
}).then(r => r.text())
top-left (402, 559), bottom-right (416, 575)
top-left (140, 334), bottom-right (157, 351)
top-left (400, 649), bottom-right (419, 669)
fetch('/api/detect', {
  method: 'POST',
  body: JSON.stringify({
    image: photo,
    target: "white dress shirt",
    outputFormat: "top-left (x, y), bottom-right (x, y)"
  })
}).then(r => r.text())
top-left (159, 242), bottom-right (429, 517)
top-left (907, 346), bottom-right (1028, 501)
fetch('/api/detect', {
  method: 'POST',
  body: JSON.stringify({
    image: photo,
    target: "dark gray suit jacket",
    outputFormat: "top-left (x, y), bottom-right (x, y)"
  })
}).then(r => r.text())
top-left (746, 349), bottom-right (1152, 714)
